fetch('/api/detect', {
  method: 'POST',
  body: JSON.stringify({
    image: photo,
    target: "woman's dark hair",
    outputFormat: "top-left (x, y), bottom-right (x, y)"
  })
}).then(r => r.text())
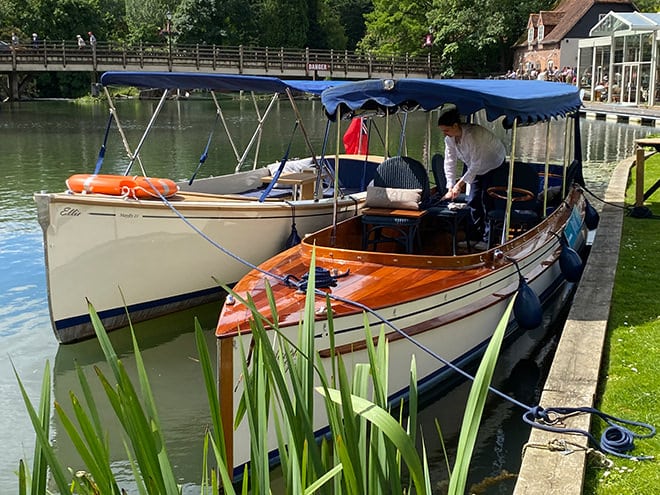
top-left (437, 108), bottom-right (461, 126)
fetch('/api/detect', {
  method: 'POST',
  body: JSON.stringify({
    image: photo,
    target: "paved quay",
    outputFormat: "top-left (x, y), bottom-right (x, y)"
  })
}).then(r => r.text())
top-left (582, 101), bottom-right (660, 127)
top-left (513, 155), bottom-right (632, 494)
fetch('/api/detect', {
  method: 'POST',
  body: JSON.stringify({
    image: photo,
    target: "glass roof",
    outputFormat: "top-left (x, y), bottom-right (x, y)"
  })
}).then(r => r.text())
top-left (590, 12), bottom-right (660, 37)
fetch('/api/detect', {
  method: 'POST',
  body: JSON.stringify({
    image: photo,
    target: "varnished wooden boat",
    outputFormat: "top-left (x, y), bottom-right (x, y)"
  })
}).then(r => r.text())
top-left (214, 78), bottom-right (592, 474)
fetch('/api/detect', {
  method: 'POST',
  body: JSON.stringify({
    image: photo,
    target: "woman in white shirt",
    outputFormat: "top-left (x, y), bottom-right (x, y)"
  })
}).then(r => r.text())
top-left (438, 107), bottom-right (507, 249)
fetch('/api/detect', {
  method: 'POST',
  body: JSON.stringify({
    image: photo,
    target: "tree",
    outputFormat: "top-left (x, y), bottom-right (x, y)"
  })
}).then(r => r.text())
top-left (258, 0), bottom-right (309, 47)
top-left (315, 0), bottom-right (348, 50)
top-left (174, 0), bottom-right (224, 44)
top-left (426, 0), bottom-right (553, 76)
top-left (216, 0), bottom-right (261, 45)
top-left (358, 0), bottom-right (430, 55)
top-left (635, 0), bottom-right (660, 11)
top-left (334, 0), bottom-right (372, 50)
top-left (125, 0), bottom-right (169, 44)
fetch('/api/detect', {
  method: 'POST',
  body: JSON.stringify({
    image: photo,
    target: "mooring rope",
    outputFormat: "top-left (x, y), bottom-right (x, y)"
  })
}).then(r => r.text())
top-left (522, 405), bottom-right (655, 460)
top-left (143, 178), bottom-right (655, 461)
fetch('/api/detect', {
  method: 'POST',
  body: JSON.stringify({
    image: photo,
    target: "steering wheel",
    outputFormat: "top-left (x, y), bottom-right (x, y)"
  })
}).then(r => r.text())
top-left (486, 186), bottom-right (535, 202)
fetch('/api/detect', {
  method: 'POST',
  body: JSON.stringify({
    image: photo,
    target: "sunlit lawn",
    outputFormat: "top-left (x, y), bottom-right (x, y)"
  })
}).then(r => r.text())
top-left (584, 153), bottom-right (660, 495)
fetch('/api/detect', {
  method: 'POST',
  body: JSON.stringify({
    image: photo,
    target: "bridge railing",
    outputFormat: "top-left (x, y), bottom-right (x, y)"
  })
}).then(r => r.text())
top-left (0, 40), bottom-right (437, 77)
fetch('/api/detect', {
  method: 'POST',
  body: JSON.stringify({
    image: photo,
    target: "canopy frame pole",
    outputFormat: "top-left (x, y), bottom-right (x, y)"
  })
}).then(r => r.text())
top-left (123, 88), bottom-right (171, 176)
top-left (103, 86), bottom-right (145, 174)
top-left (284, 87), bottom-right (325, 200)
top-left (250, 91), bottom-right (264, 170)
top-left (331, 106), bottom-right (342, 246)
top-left (385, 108), bottom-right (390, 157)
top-left (542, 120), bottom-right (552, 217)
top-left (233, 93), bottom-right (279, 172)
top-left (562, 116), bottom-right (571, 197)
top-left (397, 112), bottom-right (409, 157)
top-left (501, 119), bottom-right (518, 245)
top-left (425, 111), bottom-right (432, 170)
top-left (211, 91), bottom-right (241, 162)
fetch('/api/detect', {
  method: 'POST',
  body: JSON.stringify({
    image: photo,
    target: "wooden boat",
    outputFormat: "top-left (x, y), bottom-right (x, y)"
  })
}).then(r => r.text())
top-left (215, 78), bottom-right (594, 475)
top-left (34, 71), bottom-right (382, 344)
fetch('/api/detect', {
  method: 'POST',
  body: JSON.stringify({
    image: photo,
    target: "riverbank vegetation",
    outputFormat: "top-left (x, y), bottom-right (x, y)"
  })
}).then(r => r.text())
top-left (5, 0), bottom-right (660, 98)
top-left (15, 261), bottom-right (517, 493)
top-left (584, 153), bottom-right (660, 494)
top-left (0, 0), bottom-right (588, 97)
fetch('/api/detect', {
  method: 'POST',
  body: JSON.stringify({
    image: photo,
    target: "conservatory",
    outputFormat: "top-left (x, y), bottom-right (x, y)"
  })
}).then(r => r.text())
top-left (578, 12), bottom-right (660, 105)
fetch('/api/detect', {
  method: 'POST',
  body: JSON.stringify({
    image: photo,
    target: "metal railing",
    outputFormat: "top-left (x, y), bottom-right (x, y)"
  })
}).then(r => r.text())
top-left (0, 40), bottom-right (437, 79)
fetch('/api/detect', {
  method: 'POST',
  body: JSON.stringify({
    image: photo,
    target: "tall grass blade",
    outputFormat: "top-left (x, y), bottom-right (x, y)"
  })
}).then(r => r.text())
top-left (53, 398), bottom-right (117, 493)
top-left (18, 459), bottom-right (27, 495)
top-left (13, 360), bottom-right (71, 494)
top-left (75, 360), bottom-right (106, 447)
top-left (87, 301), bottom-right (180, 494)
top-left (319, 388), bottom-right (428, 495)
top-left (447, 296), bottom-right (516, 494)
top-left (194, 319), bottom-right (227, 465)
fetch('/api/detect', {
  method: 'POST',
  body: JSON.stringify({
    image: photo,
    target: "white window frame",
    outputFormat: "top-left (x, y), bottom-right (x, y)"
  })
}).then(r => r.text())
top-left (538, 24), bottom-right (545, 42)
top-left (528, 27), bottom-right (534, 44)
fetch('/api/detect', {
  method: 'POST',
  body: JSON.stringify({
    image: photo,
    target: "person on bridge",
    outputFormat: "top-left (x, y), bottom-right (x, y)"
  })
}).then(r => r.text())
top-left (76, 34), bottom-right (85, 49)
top-left (32, 33), bottom-right (39, 49)
top-left (88, 32), bottom-right (96, 47)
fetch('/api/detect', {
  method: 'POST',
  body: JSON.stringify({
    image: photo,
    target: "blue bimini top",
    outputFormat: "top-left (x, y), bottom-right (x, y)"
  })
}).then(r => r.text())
top-left (100, 71), bottom-right (350, 96)
top-left (320, 78), bottom-right (582, 127)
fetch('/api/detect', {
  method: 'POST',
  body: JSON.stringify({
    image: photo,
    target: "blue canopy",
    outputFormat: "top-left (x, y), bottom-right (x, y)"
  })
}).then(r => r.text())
top-left (100, 71), bottom-right (349, 95)
top-left (321, 78), bottom-right (582, 126)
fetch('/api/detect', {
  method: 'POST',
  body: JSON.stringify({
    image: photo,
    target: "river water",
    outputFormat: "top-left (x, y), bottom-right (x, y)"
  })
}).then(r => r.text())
top-left (0, 98), bottom-right (652, 493)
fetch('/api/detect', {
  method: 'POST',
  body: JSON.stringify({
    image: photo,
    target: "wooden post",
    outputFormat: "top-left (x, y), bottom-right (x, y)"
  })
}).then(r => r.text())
top-left (636, 145), bottom-right (645, 207)
top-left (218, 337), bottom-right (235, 476)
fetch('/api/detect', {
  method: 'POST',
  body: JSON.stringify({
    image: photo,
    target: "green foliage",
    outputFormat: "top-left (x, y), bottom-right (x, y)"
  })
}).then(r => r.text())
top-left (449, 297), bottom-right (516, 493)
top-left (635, 0), bottom-right (660, 12)
top-left (259, 0), bottom-right (309, 47)
top-left (333, 0), bottom-right (372, 50)
top-left (358, 0), bottom-right (431, 56)
top-left (16, 245), bottom-right (517, 493)
top-left (174, 0), bottom-right (224, 45)
top-left (426, 0), bottom-right (554, 76)
top-left (215, 0), bottom-right (261, 45)
top-left (125, 0), bottom-right (170, 44)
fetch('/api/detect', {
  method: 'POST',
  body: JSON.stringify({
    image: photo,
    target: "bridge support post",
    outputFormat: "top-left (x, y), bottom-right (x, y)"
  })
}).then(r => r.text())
top-left (9, 72), bottom-right (19, 101)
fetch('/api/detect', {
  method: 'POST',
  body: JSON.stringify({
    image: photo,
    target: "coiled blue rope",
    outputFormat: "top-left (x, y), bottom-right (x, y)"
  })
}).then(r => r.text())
top-left (523, 405), bottom-right (655, 459)
top-left (284, 267), bottom-right (349, 291)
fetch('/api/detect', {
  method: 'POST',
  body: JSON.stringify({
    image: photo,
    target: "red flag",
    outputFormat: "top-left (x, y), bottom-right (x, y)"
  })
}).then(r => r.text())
top-left (343, 117), bottom-right (369, 154)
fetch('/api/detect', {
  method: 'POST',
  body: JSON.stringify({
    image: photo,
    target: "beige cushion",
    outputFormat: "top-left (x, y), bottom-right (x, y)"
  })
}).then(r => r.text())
top-left (365, 185), bottom-right (421, 210)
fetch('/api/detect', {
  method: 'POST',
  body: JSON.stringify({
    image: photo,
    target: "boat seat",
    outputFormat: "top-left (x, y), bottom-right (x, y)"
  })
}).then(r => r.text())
top-left (361, 156), bottom-right (430, 254)
top-left (322, 156), bottom-right (380, 197)
top-left (486, 162), bottom-right (541, 248)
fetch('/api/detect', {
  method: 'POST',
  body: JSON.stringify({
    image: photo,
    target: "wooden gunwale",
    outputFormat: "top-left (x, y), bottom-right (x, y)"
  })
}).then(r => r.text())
top-left (217, 188), bottom-right (584, 338)
top-left (43, 190), bottom-right (364, 213)
top-left (317, 234), bottom-right (565, 358)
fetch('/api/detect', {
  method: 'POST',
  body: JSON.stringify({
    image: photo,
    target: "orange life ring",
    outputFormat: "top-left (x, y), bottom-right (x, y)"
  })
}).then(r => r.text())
top-left (66, 174), bottom-right (179, 199)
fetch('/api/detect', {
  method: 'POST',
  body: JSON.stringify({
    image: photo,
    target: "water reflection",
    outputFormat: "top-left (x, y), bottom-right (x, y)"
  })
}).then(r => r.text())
top-left (52, 302), bottom-right (219, 493)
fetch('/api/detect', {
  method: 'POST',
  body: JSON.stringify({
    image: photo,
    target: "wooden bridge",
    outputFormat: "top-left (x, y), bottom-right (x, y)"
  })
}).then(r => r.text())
top-left (0, 41), bottom-right (436, 100)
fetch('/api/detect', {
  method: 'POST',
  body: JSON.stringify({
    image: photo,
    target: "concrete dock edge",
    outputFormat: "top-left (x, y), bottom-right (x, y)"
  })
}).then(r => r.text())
top-left (513, 156), bottom-right (634, 495)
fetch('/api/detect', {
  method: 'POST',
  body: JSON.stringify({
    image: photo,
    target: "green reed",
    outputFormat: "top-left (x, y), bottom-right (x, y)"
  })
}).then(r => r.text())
top-left (16, 249), bottom-right (516, 494)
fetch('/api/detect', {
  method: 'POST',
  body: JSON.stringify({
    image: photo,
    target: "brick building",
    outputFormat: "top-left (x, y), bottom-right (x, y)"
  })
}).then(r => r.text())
top-left (513, 0), bottom-right (636, 77)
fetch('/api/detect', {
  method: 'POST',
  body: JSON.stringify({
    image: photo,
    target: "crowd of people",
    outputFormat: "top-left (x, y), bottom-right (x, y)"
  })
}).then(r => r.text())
top-left (502, 66), bottom-right (577, 84)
